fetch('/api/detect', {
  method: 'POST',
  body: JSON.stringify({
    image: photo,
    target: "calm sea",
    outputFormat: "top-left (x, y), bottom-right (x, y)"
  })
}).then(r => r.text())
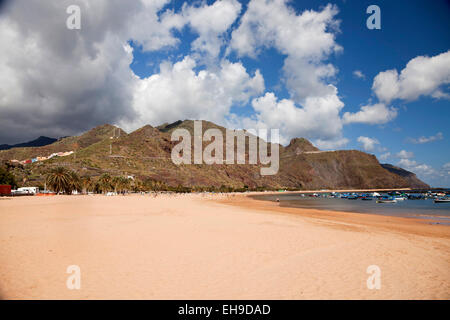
top-left (251, 193), bottom-right (450, 225)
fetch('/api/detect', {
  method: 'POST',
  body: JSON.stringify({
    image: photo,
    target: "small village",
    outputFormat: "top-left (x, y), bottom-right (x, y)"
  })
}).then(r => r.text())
top-left (9, 150), bottom-right (74, 165)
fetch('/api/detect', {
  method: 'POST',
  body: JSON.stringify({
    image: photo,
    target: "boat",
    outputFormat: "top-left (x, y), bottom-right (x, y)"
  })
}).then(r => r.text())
top-left (360, 193), bottom-right (373, 200)
top-left (434, 198), bottom-right (450, 203)
top-left (394, 196), bottom-right (406, 201)
top-left (407, 194), bottom-right (425, 200)
top-left (377, 197), bottom-right (397, 203)
top-left (377, 199), bottom-right (397, 203)
top-left (347, 195), bottom-right (359, 200)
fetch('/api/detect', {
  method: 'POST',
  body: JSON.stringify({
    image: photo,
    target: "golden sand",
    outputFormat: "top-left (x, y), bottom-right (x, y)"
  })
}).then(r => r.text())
top-left (0, 193), bottom-right (449, 299)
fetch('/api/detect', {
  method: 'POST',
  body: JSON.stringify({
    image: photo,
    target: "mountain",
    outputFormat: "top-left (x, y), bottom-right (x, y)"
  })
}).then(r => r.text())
top-left (381, 164), bottom-right (430, 189)
top-left (0, 120), bottom-right (430, 190)
top-left (0, 136), bottom-right (57, 151)
top-left (0, 124), bottom-right (125, 161)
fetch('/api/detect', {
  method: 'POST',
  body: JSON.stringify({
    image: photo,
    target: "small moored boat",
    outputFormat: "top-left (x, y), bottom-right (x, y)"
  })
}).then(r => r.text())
top-left (377, 197), bottom-right (397, 203)
top-left (434, 198), bottom-right (450, 203)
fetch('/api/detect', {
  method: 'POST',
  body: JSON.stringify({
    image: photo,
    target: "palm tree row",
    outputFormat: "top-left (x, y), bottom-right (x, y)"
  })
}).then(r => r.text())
top-left (45, 167), bottom-right (132, 194)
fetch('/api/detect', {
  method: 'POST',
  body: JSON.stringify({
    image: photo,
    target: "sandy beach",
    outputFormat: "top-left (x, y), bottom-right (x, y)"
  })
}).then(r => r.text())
top-left (0, 193), bottom-right (449, 299)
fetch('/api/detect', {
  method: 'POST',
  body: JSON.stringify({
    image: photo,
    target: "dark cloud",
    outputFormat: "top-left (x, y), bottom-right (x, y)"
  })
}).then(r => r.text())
top-left (0, 0), bottom-right (159, 144)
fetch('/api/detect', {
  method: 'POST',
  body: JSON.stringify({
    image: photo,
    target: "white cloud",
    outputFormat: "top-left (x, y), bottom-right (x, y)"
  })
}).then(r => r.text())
top-left (313, 137), bottom-right (349, 150)
top-left (230, 1), bottom-right (342, 102)
top-left (0, 0), bottom-right (254, 143)
top-left (227, 0), bottom-right (345, 146)
top-left (408, 132), bottom-right (443, 144)
top-left (396, 150), bottom-right (414, 159)
top-left (343, 103), bottom-right (397, 125)
top-left (353, 70), bottom-right (365, 79)
top-left (182, 0), bottom-right (242, 62)
top-left (122, 56), bottom-right (264, 131)
top-left (231, 89), bottom-right (346, 147)
top-left (357, 136), bottom-right (379, 152)
top-left (379, 152), bottom-right (391, 161)
top-left (372, 50), bottom-right (450, 103)
top-left (0, 0), bottom-right (146, 143)
top-left (393, 151), bottom-right (438, 183)
top-left (347, 51), bottom-right (450, 127)
top-left (0, 0), bottom-right (350, 149)
top-left (398, 159), bottom-right (435, 176)
top-left (8, 0), bottom-right (447, 161)
top-left (127, 0), bottom-right (185, 51)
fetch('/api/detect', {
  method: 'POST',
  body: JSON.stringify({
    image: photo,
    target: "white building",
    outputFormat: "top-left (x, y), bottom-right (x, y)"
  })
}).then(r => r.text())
top-left (17, 187), bottom-right (39, 194)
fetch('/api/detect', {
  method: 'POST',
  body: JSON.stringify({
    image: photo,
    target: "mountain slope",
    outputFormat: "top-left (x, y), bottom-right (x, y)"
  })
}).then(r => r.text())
top-left (0, 124), bottom-right (125, 161)
top-left (0, 136), bottom-right (57, 151)
top-left (381, 164), bottom-right (430, 189)
top-left (0, 121), bottom-right (430, 189)
top-left (279, 150), bottom-right (411, 189)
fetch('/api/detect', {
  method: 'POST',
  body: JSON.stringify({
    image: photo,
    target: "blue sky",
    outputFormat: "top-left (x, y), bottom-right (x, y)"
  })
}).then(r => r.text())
top-left (126, 0), bottom-right (450, 186)
top-left (0, 0), bottom-right (449, 186)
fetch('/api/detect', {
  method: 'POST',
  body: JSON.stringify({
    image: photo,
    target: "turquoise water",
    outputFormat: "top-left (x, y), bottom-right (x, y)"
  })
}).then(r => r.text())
top-left (251, 193), bottom-right (450, 224)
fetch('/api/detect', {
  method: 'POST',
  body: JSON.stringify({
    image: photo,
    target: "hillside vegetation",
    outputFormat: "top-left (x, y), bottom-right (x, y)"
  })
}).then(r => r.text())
top-left (0, 120), bottom-right (429, 190)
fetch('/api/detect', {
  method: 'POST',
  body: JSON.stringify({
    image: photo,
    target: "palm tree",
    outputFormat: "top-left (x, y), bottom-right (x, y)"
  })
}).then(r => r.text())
top-left (81, 176), bottom-right (93, 194)
top-left (45, 167), bottom-right (71, 194)
top-left (111, 176), bottom-right (121, 193)
top-left (120, 177), bottom-right (131, 194)
top-left (69, 171), bottom-right (81, 193)
top-left (98, 173), bottom-right (112, 194)
top-left (111, 176), bottom-right (131, 194)
top-left (132, 178), bottom-right (145, 192)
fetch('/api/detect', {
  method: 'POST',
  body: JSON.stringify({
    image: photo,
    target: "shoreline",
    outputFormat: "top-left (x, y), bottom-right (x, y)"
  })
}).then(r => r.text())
top-left (217, 193), bottom-right (450, 239)
top-left (0, 193), bottom-right (449, 299)
top-left (248, 193), bottom-right (450, 225)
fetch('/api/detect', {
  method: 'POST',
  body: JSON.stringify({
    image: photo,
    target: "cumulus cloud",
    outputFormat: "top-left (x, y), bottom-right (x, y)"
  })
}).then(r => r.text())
top-left (395, 150), bottom-right (414, 159)
top-left (0, 0), bottom-right (146, 143)
top-left (0, 0), bottom-right (251, 143)
top-left (0, 0), bottom-right (350, 148)
top-left (378, 152), bottom-right (391, 161)
top-left (353, 70), bottom-right (365, 79)
top-left (230, 1), bottom-right (341, 102)
top-left (182, 0), bottom-right (242, 62)
top-left (227, 0), bottom-right (346, 146)
top-left (342, 103), bottom-right (397, 125)
top-left (347, 50), bottom-right (450, 128)
top-left (313, 137), bottom-right (349, 150)
top-left (5, 0), bottom-right (445, 160)
top-left (424, 162), bottom-right (450, 187)
top-left (357, 136), bottom-right (379, 152)
top-left (392, 149), bottom-right (437, 183)
top-left (231, 89), bottom-right (346, 146)
top-left (398, 158), bottom-right (435, 176)
top-left (122, 56), bottom-right (264, 131)
top-left (372, 50), bottom-right (450, 103)
top-left (408, 132), bottom-right (443, 144)
top-left (127, 0), bottom-right (185, 51)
